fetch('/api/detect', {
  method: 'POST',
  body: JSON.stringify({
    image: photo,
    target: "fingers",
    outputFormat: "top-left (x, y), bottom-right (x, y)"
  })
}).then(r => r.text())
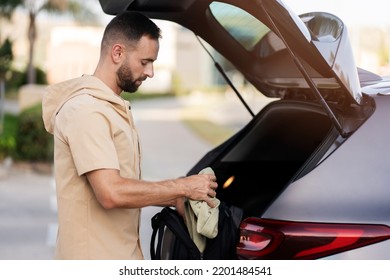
top-left (182, 173), bottom-right (218, 204)
top-left (204, 196), bottom-right (217, 208)
top-left (209, 181), bottom-right (218, 191)
top-left (208, 174), bottom-right (217, 184)
top-left (208, 188), bottom-right (216, 198)
top-left (203, 173), bottom-right (217, 189)
top-left (205, 174), bottom-right (217, 193)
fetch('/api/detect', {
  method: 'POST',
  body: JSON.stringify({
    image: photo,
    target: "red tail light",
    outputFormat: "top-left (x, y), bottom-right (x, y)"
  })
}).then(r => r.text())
top-left (237, 218), bottom-right (390, 259)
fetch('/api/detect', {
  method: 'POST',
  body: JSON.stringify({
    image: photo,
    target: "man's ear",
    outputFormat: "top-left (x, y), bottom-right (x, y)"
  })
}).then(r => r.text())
top-left (111, 44), bottom-right (125, 64)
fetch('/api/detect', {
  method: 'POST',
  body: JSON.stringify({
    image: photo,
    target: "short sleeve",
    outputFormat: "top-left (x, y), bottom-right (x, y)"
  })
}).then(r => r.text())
top-left (60, 106), bottom-right (120, 176)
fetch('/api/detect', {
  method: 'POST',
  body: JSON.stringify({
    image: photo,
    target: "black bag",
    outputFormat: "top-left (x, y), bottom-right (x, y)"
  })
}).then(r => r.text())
top-left (150, 202), bottom-right (243, 260)
top-left (203, 202), bottom-right (243, 259)
top-left (150, 206), bottom-right (201, 260)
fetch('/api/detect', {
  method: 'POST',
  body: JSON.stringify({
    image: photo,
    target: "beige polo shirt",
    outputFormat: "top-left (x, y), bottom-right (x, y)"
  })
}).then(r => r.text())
top-left (43, 76), bottom-right (143, 259)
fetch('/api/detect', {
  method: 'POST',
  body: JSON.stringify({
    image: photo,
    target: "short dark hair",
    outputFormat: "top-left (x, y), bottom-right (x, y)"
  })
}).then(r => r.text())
top-left (101, 11), bottom-right (161, 52)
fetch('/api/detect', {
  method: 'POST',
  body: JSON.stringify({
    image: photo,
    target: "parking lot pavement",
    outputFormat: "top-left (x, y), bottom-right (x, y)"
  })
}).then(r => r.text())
top-left (0, 164), bottom-right (56, 260)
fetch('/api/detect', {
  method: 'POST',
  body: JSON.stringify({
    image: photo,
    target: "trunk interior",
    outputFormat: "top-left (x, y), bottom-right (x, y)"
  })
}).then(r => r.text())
top-left (188, 99), bottom-right (340, 218)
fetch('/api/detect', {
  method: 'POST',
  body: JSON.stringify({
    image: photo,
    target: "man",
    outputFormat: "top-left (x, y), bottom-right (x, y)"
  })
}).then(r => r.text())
top-left (42, 11), bottom-right (217, 260)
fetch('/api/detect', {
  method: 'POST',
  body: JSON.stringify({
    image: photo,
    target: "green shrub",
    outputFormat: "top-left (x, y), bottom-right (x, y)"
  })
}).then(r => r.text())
top-left (5, 67), bottom-right (47, 96)
top-left (0, 113), bottom-right (18, 159)
top-left (15, 104), bottom-right (53, 162)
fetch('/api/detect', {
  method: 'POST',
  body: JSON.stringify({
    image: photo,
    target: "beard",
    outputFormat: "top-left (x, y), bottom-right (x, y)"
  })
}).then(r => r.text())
top-left (116, 62), bottom-right (145, 93)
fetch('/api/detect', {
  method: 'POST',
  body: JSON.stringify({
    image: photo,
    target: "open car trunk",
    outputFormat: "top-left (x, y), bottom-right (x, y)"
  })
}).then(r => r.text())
top-left (98, 0), bottom-right (376, 218)
top-left (188, 99), bottom-right (339, 217)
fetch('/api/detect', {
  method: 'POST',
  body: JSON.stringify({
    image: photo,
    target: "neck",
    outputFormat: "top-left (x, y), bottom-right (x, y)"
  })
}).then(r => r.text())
top-left (93, 62), bottom-right (122, 95)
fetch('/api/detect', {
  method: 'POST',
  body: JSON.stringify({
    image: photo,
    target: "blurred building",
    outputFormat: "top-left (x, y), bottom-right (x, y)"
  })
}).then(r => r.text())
top-left (46, 26), bottom-right (101, 84)
top-left (46, 21), bottom-right (214, 94)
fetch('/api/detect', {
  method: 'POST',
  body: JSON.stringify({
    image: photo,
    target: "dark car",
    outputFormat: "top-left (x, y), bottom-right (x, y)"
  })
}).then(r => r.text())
top-left (99, 0), bottom-right (390, 259)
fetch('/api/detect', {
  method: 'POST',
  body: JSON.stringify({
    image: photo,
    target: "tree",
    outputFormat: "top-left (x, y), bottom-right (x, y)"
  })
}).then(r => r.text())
top-left (0, 0), bottom-right (22, 20)
top-left (0, 0), bottom-right (18, 73)
top-left (1, 0), bottom-right (95, 84)
top-left (0, 1), bottom-right (19, 133)
top-left (25, 0), bottom-right (96, 84)
top-left (0, 38), bottom-right (13, 133)
top-left (0, 38), bottom-right (13, 80)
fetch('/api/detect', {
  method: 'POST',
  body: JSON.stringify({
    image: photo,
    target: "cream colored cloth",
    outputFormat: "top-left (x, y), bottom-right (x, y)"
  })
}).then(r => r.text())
top-left (184, 167), bottom-right (220, 253)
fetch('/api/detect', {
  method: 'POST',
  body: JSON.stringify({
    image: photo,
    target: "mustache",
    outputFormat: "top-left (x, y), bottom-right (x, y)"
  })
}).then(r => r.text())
top-left (137, 76), bottom-right (147, 82)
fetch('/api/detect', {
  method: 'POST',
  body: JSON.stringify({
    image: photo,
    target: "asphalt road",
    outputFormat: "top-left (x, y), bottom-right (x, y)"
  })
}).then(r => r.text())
top-left (0, 166), bottom-right (57, 259)
top-left (0, 96), bottom-right (213, 260)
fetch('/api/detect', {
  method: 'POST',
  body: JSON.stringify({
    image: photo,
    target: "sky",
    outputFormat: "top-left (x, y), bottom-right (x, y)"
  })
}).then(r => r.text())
top-left (282, 0), bottom-right (390, 27)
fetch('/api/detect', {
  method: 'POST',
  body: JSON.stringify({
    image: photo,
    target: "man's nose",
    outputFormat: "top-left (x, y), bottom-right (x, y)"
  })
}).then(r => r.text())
top-left (145, 64), bottom-right (154, 78)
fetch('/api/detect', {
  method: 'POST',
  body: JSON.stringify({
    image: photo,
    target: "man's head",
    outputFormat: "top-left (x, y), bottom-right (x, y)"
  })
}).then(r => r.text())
top-left (101, 11), bottom-right (161, 55)
top-left (95, 12), bottom-right (161, 94)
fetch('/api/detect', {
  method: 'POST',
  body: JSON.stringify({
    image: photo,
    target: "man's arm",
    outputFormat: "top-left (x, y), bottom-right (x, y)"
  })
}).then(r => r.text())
top-left (86, 169), bottom-right (218, 210)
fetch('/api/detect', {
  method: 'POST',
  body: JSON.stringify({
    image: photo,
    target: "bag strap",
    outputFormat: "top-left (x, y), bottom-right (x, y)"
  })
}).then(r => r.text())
top-left (150, 207), bottom-right (201, 259)
top-left (150, 211), bottom-right (164, 260)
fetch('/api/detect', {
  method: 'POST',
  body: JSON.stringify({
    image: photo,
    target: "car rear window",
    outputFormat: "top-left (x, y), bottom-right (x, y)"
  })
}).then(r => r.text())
top-left (209, 1), bottom-right (270, 51)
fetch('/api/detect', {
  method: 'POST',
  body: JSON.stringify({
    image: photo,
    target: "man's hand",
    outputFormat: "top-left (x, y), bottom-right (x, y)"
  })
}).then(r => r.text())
top-left (177, 173), bottom-right (218, 208)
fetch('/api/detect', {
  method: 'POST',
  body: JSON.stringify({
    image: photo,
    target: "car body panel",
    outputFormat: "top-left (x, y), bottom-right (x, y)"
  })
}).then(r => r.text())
top-left (262, 94), bottom-right (390, 225)
top-left (362, 80), bottom-right (390, 95)
top-left (324, 239), bottom-right (390, 260)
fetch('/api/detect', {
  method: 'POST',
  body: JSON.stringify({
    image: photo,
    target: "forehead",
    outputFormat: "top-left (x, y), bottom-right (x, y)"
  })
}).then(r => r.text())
top-left (132, 35), bottom-right (159, 59)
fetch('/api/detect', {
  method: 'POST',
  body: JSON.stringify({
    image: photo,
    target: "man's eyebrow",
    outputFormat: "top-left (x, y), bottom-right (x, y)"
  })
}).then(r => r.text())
top-left (143, 58), bottom-right (155, 62)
